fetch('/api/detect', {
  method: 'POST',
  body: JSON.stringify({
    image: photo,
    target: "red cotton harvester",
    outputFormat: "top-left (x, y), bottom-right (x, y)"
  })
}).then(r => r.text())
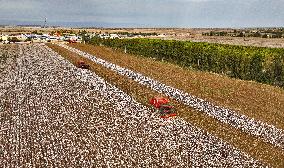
top-left (77, 60), bottom-right (90, 69)
top-left (149, 97), bottom-right (177, 119)
top-left (68, 39), bottom-right (77, 43)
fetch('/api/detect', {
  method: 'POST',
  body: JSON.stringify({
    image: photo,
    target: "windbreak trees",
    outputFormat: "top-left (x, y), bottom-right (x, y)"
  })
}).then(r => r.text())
top-left (90, 37), bottom-right (284, 88)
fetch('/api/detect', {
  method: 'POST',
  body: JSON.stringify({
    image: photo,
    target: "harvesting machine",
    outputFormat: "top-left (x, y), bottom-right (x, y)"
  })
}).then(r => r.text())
top-left (149, 97), bottom-right (177, 119)
top-left (77, 60), bottom-right (90, 69)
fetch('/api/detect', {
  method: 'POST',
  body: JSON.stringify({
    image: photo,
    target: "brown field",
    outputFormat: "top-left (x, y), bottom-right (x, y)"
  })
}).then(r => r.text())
top-left (47, 43), bottom-right (284, 167)
top-left (151, 35), bottom-right (284, 48)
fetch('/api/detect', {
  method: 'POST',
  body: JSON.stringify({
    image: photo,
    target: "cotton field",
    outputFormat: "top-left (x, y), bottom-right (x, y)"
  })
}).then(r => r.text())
top-left (0, 44), bottom-right (266, 167)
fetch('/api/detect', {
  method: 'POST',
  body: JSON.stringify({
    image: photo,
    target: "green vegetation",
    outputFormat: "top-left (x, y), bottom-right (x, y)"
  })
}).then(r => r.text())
top-left (31, 30), bottom-right (43, 35)
top-left (25, 37), bottom-right (32, 42)
top-left (89, 37), bottom-right (284, 87)
top-left (8, 37), bottom-right (20, 43)
top-left (203, 28), bottom-right (284, 38)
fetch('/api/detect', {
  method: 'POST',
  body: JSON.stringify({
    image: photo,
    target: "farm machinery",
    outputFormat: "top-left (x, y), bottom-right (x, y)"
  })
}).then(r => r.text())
top-left (77, 60), bottom-right (90, 69)
top-left (149, 97), bottom-right (177, 119)
top-left (68, 39), bottom-right (77, 43)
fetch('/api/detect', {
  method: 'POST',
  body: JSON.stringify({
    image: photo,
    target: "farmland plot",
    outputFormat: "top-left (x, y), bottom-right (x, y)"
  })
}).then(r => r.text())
top-left (0, 44), bottom-right (265, 167)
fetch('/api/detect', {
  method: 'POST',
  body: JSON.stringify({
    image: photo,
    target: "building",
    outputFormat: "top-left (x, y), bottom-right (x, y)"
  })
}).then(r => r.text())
top-left (109, 34), bottom-right (120, 39)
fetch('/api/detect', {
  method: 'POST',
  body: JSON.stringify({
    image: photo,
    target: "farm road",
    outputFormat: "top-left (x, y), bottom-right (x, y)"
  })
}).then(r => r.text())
top-left (0, 44), bottom-right (265, 167)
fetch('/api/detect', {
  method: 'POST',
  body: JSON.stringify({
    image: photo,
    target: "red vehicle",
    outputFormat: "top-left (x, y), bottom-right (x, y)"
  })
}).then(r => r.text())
top-left (69, 39), bottom-right (77, 43)
top-left (77, 60), bottom-right (90, 69)
top-left (149, 97), bottom-right (176, 119)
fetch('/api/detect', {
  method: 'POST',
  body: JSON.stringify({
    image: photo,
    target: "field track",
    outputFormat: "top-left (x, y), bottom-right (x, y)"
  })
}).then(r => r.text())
top-left (0, 44), bottom-right (267, 167)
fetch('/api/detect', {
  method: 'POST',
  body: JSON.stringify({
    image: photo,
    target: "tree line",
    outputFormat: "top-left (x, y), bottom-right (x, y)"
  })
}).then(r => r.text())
top-left (89, 37), bottom-right (284, 87)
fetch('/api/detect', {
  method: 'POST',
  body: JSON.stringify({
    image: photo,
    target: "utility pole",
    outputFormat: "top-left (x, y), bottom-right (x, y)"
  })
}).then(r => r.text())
top-left (43, 18), bottom-right (47, 28)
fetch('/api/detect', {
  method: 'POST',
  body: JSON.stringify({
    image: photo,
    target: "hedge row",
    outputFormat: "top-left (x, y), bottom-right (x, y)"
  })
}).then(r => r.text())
top-left (89, 37), bottom-right (284, 87)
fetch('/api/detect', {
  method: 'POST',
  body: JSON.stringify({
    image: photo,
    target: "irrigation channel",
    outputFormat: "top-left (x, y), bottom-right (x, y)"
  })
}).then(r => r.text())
top-left (0, 43), bottom-right (267, 167)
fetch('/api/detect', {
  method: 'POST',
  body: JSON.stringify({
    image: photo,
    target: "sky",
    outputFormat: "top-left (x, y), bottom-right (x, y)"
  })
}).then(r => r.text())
top-left (0, 0), bottom-right (283, 28)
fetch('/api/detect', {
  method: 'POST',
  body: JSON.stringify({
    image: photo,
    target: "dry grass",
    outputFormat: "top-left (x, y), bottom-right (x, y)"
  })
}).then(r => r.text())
top-left (69, 43), bottom-right (284, 131)
top-left (48, 43), bottom-right (284, 167)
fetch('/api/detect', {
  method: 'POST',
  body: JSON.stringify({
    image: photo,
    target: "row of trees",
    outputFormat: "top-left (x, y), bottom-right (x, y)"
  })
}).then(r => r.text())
top-left (90, 37), bottom-right (284, 87)
top-left (203, 30), bottom-right (284, 38)
top-left (0, 37), bottom-right (21, 43)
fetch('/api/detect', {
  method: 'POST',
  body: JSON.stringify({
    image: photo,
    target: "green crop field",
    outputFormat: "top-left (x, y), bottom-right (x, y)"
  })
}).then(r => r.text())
top-left (90, 37), bottom-right (284, 88)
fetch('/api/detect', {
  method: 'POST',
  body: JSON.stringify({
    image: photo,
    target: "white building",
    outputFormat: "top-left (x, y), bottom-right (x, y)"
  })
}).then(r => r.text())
top-left (99, 34), bottom-right (110, 39)
top-left (109, 34), bottom-right (120, 39)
